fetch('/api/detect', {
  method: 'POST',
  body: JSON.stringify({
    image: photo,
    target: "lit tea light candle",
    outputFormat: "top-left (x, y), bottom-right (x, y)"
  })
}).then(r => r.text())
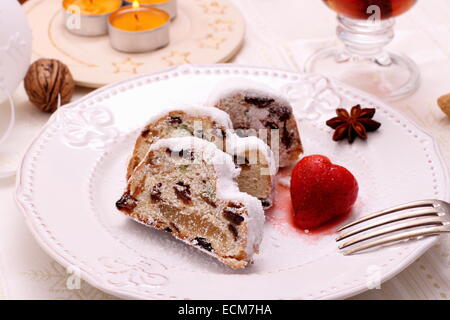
top-left (108, 1), bottom-right (170, 53)
top-left (123, 0), bottom-right (177, 19)
top-left (62, 0), bottom-right (122, 36)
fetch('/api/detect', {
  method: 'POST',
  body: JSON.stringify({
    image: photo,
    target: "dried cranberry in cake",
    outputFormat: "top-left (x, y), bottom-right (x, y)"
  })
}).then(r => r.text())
top-left (210, 82), bottom-right (303, 167)
top-left (115, 193), bottom-right (137, 212)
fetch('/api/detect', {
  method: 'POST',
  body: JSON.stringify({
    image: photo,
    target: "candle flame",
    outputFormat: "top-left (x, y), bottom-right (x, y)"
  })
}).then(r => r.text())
top-left (132, 0), bottom-right (140, 9)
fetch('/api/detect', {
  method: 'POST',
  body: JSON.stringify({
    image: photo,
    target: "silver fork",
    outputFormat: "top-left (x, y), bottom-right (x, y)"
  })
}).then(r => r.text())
top-left (336, 200), bottom-right (450, 255)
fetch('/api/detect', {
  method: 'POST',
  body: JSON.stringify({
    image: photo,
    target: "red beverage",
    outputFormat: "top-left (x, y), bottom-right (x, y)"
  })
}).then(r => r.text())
top-left (323, 0), bottom-right (417, 20)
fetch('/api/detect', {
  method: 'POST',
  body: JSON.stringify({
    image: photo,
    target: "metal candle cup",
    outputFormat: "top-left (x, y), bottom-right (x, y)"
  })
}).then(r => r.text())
top-left (62, 0), bottom-right (122, 36)
top-left (108, 5), bottom-right (170, 53)
top-left (123, 0), bottom-right (177, 19)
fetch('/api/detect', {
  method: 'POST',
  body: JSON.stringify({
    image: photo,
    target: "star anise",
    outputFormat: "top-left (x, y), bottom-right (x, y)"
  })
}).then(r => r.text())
top-left (326, 105), bottom-right (381, 143)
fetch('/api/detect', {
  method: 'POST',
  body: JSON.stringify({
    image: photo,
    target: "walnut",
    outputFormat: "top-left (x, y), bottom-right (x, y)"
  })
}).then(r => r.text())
top-left (438, 94), bottom-right (450, 118)
top-left (24, 59), bottom-right (75, 113)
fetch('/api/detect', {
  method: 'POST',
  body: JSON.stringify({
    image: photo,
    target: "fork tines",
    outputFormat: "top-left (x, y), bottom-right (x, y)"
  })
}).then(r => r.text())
top-left (336, 200), bottom-right (450, 255)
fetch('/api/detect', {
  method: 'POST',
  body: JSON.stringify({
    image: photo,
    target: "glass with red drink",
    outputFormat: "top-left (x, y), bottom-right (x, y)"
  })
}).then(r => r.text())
top-left (305, 0), bottom-right (419, 100)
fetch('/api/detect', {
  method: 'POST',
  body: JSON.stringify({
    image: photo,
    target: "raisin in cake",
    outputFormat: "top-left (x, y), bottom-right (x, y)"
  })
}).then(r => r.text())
top-left (116, 137), bottom-right (265, 269)
top-left (126, 106), bottom-right (276, 207)
top-left (209, 81), bottom-right (303, 167)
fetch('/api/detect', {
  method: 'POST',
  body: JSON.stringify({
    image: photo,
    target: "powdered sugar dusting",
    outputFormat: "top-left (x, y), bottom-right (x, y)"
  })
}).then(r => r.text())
top-left (207, 78), bottom-right (291, 108)
top-left (144, 105), bottom-right (233, 130)
top-left (278, 176), bottom-right (291, 188)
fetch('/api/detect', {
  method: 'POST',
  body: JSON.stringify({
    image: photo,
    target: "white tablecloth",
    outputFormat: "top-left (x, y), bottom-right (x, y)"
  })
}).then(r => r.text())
top-left (0, 0), bottom-right (449, 299)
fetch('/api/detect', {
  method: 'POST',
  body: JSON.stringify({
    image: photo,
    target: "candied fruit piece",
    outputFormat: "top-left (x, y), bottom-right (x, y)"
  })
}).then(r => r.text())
top-left (116, 193), bottom-right (137, 212)
top-left (223, 209), bottom-right (244, 225)
top-left (173, 181), bottom-right (192, 204)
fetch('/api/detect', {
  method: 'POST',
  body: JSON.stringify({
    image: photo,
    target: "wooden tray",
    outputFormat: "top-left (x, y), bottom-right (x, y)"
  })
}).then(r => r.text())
top-left (24, 0), bottom-right (245, 88)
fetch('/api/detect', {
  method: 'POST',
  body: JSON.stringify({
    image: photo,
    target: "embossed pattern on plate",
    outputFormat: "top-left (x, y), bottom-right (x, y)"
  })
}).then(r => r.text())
top-left (15, 65), bottom-right (450, 300)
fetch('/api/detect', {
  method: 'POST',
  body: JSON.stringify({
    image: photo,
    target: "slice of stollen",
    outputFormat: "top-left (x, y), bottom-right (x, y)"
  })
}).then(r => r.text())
top-left (208, 79), bottom-right (303, 167)
top-left (116, 137), bottom-right (265, 269)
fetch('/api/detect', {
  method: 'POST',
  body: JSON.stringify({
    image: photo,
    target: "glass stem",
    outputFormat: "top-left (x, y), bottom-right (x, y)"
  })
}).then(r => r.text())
top-left (336, 15), bottom-right (395, 66)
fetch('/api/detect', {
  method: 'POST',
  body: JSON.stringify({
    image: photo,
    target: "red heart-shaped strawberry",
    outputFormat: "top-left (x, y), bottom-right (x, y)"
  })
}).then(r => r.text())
top-left (290, 155), bottom-right (358, 230)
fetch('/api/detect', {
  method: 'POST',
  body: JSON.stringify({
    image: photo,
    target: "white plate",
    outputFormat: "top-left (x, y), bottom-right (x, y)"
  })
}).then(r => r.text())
top-left (15, 65), bottom-right (449, 300)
